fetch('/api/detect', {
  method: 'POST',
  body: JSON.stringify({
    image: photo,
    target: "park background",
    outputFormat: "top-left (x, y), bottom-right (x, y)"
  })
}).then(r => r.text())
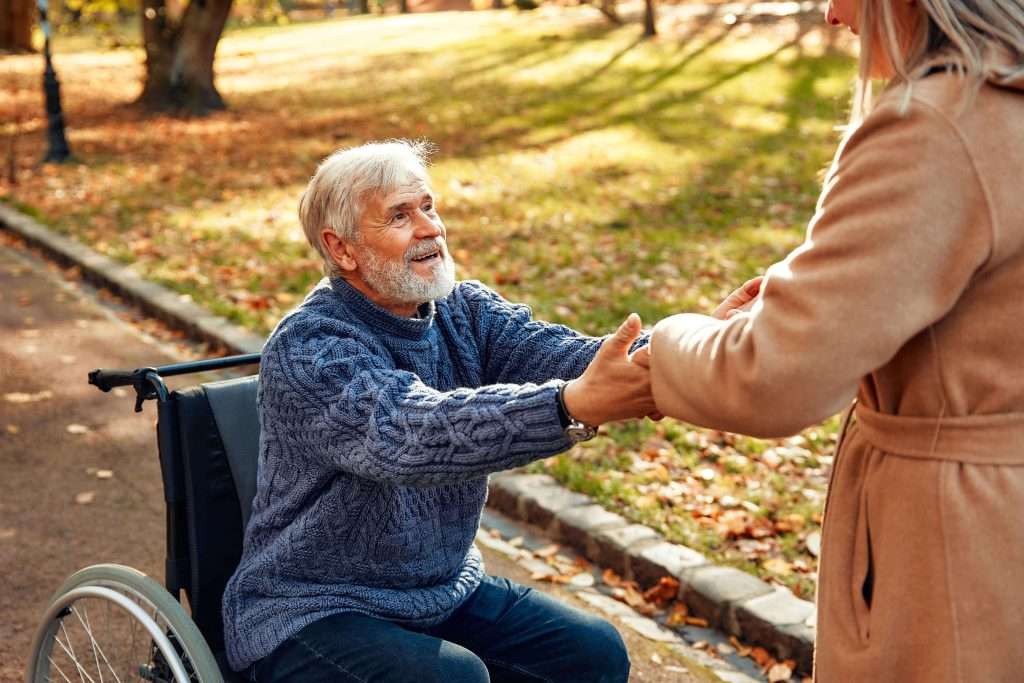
top-left (2, 0), bottom-right (856, 627)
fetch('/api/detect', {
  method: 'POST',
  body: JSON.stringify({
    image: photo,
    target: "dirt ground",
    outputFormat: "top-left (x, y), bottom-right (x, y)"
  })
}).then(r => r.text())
top-left (0, 237), bottom-right (717, 681)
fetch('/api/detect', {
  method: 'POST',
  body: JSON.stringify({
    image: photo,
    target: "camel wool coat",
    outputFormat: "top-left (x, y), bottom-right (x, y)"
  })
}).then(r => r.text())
top-left (648, 69), bottom-right (1024, 682)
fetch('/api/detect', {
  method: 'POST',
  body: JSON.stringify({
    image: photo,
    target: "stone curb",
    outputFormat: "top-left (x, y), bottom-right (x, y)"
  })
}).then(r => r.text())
top-left (488, 471), bottom-right (816, 673)
top-left (0, 204), bottom-right (265, 355)
top-left (1, 203), bottom-right (814, 673)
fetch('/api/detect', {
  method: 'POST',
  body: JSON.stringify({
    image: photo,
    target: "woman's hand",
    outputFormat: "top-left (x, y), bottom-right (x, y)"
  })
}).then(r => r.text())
top-left (712, 276), bottom-right (764, 320)
top-left (562, 314), bottom-right (658, 427)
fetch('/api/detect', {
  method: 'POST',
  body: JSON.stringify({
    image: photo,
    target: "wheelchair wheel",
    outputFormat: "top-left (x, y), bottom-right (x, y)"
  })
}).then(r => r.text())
top-left (25, 563), bottom-right (223, 683)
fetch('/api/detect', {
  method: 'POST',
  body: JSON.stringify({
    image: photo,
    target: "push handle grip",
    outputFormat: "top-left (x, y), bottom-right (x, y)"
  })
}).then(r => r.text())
top-left (88, 368), bottom-right (150, 392)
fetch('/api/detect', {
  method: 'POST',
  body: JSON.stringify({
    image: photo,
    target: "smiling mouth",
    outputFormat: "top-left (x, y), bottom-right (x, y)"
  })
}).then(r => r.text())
top-left (410, 248), bottom-right (441, 264)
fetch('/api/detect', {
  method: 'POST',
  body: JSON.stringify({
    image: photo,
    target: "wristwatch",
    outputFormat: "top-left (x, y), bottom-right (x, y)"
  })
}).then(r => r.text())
top-left (557, 382), bottom-right (598, 443)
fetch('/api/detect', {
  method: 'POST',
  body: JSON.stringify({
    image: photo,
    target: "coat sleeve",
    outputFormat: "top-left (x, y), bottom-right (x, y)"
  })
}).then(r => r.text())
top-left (648, 99), bottom-right (994, 437)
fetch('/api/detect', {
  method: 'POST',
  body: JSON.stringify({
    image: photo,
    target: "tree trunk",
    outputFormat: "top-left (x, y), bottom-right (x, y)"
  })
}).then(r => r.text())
top-left (1, 0), bottom-right (35, 52)
top-left (642, 0), bottom-right (656, 36)
top-left (398, 0), bottom-right (408, 12)
top-left (137, 0), bottom-right (233, 115)
top-left (596, 0), bottom-right (620, 24)
top-left (491, 0), bottom-right (504, 8)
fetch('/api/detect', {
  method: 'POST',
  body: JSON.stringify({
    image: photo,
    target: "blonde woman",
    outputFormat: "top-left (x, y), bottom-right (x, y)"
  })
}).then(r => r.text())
top-left (643, 0), bottom-right (1024, 679)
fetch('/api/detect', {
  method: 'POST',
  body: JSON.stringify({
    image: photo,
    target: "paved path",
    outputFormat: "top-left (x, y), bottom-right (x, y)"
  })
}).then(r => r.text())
top-left (0, 239), bottom-right (751, 681)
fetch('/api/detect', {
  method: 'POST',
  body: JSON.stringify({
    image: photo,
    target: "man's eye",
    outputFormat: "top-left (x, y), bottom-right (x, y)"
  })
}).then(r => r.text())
top-left (390, 212), bottom-right (407, 223)
top-left (423, 203), bottom-right (434, 213)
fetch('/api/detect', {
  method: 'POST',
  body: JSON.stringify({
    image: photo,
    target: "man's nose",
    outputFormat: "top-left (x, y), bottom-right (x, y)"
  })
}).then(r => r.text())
top-left (413, 210), bottom-right (443, 238)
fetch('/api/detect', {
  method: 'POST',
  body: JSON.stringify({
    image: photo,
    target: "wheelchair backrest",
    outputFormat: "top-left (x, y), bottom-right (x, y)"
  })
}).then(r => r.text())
top-left (172, 374), bottom-right (260, 661)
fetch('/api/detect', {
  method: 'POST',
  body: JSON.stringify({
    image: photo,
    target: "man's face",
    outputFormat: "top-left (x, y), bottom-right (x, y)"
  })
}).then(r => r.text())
top-left (350, 176), bottom-right (456, 315)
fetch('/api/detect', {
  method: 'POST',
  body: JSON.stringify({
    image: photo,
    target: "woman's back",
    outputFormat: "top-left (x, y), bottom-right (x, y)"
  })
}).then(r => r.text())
top-left (862, 71), bottom-right (1024, 418)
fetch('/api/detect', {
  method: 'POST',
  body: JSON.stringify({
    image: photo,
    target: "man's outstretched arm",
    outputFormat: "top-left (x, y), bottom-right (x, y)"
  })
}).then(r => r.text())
top-left (456, 280), bottom-right (649, 387)
top-left (262, 316), bottom-right (653, 487)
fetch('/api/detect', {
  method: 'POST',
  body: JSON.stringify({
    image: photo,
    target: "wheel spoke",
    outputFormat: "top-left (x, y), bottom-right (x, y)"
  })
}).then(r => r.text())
top-left (53, 630), bottom-right (98, 683)
top-left (72, 605), bottom-right (121, 683)
top-left (47, 657), bottom-right (74, 683)
top-left (34, 569), bottom-right (215, 683)
top-left (73, 606), bottom-right (104, 683)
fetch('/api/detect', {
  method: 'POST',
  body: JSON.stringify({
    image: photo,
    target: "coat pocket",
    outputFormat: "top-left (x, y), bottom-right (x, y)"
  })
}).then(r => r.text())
top-left (850, 481), bottom-right (874, 643)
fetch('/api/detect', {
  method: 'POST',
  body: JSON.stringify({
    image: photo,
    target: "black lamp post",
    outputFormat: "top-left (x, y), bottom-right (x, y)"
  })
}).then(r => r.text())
top-left (37, 0), bottom-right (71, 163)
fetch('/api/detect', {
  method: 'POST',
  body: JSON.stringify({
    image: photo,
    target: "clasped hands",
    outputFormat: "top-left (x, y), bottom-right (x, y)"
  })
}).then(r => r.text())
top-left (562, 276), bottom-right (763, 429)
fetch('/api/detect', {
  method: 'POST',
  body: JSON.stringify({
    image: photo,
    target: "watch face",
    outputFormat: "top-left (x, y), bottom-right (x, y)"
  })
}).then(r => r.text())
top-left (566, 422), bottom-right (597, 443)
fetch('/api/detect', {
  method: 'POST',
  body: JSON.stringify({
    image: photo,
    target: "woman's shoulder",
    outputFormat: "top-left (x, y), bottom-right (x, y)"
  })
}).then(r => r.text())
top-left (872, 67), bottom-right (1024, 138)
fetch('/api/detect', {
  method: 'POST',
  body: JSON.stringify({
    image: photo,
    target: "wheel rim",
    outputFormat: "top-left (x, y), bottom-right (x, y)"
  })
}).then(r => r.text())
top-left (31, 584), bottom-right (203, 683)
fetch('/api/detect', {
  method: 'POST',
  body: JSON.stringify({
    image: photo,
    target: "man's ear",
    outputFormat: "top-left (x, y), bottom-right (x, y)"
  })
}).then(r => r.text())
top-left (322, 228), bottom-right (357, 273)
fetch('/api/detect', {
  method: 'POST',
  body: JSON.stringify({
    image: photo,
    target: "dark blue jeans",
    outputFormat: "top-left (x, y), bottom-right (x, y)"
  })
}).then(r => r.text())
top-left (251, 575), bottom-right (630, 682)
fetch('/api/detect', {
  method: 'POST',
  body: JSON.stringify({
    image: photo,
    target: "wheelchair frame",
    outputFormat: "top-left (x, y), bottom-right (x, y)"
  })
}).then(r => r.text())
top-left (26, 353), bottom-right (261, 683)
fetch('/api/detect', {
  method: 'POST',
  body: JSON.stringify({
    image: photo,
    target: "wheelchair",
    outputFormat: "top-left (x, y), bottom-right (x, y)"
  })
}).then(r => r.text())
top-left (25, 353), bottom-right (263, 683)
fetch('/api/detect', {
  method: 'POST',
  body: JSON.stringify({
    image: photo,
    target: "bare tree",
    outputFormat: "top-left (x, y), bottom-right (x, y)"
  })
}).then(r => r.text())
top-left (1, 0), bottom-right (34, 52)
top-left (592, 0), bottom-right (621, 25)
top-left (137, 0), bottom-right (234, 115)
top-left (642, 0), bottom-right (656, 36)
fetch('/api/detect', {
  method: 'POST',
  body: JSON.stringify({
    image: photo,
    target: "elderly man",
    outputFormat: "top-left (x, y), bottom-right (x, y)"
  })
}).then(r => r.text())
top-left (222, 140), bottom-right (655, 682)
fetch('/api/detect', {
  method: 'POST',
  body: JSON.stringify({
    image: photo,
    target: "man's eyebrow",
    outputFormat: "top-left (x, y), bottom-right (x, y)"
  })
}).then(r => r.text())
top-left (386, 191), bottom-right (434, 212)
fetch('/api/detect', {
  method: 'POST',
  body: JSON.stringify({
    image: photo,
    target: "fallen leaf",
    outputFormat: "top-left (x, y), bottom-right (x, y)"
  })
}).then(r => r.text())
top-left (750, 646), bottom-right (774, 667)
top-left (0, 528), bottom-right (16, 540)
top-left (763, 557), bottom-right (793, 576)
top-left (768, 662), bottom-right (793, 682)
top-left (75, 491), bottom-right (96, 505)
top-left (665, 602), bottom-right (689, 626)
top-left (66, 424), bottom-right (91, 434)
top-left (602, 568), bottom-right (624, 588)
top-left (684, 616), bottom-right (709, 627)
top-left (642, 576), bottom-right (680, 605)
top-left (5, 425), bottom-right (19, 435)
top-left (729, 636), bottom-right (752, 657)
top-left (805, 531), bottom-right (821, 557)
top-left (96, 469), bottom-right (114, 479)
top-left (4, 390), bottom-right (53, 403)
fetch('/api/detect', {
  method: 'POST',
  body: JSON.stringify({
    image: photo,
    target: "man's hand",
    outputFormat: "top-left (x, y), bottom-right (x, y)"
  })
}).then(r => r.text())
top-left (712, 276), bottom-right (763, 320)
top-left (562, 314), bottom-right (657, 427)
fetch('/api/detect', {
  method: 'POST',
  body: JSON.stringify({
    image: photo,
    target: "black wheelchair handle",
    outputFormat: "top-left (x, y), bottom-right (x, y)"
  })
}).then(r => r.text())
top-left (88, 367), bottom-right (153, 392)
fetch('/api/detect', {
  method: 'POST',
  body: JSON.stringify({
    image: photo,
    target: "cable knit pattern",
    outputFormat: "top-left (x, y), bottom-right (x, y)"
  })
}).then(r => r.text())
top-left (222, 277), bottom-right (610, 671)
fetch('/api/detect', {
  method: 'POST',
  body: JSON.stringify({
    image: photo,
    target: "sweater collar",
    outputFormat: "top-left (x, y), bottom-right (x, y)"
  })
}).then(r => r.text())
top-left (327, 277), bottom-right (435, 340)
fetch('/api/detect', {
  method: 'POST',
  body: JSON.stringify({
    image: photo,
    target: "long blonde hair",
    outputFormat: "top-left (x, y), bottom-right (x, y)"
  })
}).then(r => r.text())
top-left (852, 0), bottom-right (1024, 118)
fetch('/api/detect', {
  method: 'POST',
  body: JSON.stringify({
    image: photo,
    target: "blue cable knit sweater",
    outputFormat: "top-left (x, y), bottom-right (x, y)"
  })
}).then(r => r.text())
top-left (222, 277), bottom-right (619, 670)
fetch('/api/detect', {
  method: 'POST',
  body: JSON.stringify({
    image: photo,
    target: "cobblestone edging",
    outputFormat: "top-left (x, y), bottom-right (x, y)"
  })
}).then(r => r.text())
top-left (1, 204), bottom-right (816, 673)
top-left (488, 471), bottom-right (816, 673)
top-left (0, 204), bottom-right (265, 355)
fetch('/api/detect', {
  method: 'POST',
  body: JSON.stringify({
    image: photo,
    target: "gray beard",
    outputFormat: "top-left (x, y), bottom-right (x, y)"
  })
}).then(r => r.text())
top-left (358, 243), bottom-right (456, 309)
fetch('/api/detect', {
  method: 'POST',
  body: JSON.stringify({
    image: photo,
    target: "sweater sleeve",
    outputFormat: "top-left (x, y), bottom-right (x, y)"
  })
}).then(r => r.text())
top-left (261, 321), bottom-right (574, 486)
top-left (459, 281), bottom-right (649, 386)
top-left (648, 99), bottom-right (993, 437)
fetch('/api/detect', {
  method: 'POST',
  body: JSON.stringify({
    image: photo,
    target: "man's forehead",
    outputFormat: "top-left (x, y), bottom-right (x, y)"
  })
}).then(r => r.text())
top-left (382, 178), bottom-right (433, 206)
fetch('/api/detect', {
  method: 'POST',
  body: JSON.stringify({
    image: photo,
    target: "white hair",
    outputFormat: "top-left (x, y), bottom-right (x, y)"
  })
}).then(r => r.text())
top-left (298, 140), bottom-right (435, 277)
top-left (852, 0), bottom-right (1024, 119)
